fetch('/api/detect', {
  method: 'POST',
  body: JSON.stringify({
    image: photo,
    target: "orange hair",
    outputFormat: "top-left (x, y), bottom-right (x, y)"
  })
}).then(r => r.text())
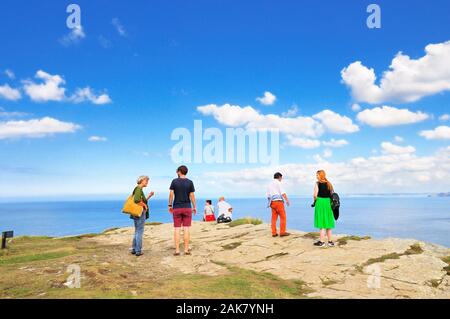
top-left (317, 170), bottom-right (333, 192)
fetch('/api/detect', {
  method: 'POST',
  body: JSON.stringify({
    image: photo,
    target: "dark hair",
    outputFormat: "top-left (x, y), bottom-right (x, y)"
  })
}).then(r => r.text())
top-left (177, 165), bottom-right (188, 175)
top-left (274, 172), bottom-right (283, 179)
top-left (206, 200), bottom-right (212, 205)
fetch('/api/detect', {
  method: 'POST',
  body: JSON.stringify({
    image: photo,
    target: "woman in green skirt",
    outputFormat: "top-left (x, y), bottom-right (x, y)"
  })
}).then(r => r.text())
top-left (313, 170), bottom-right (335, 247)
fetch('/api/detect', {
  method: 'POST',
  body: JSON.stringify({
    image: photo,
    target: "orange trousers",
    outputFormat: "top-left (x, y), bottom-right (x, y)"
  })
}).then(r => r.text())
top-left (270, 201), bottom-right (286, 235)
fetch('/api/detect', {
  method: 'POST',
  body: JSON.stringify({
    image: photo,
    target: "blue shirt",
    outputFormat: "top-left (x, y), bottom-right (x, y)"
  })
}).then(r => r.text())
top-left (170, 177), bottom-right (195, 209)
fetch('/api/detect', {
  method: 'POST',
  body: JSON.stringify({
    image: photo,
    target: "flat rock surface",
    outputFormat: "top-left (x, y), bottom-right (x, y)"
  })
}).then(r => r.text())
top-left (93, 222), bottom-right (450, 299)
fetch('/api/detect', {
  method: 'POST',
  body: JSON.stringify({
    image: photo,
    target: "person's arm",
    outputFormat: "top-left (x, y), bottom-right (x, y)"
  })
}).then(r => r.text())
top-left (147, 191), bottom-right (155, 201)
top-left (313, 183), bottom-right (319, 201)
top-left (190, 192), bottom-right (196, 215)
top-left (134, 187), bottom-right (148, 210)
top-left (168, 190), bottom-right (174, 213)
top-left (282, 193), bottom-right (290, 206)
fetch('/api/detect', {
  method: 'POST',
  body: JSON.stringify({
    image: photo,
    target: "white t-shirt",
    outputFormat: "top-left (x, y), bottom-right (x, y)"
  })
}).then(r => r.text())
top-left (217, 201), bottom-right (232, 218)
top-left (204, 205), bottom-right (215, 215)
top-left (266, 179), bottom-right (286, 201)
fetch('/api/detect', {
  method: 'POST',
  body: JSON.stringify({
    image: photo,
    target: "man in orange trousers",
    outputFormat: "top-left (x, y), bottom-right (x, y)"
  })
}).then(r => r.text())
top-left (267, 172), bottom-right (290, 237)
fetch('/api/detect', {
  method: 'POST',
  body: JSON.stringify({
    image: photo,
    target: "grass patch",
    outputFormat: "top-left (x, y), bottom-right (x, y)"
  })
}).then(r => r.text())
top-left (146, 222), bottom-right (163, 226)
top-left (302, 232), bottom-right (320, 240)
top-left (441, 256), bottom-right (450, 275)
top-left (363, 243), bottom-right (424, 267)
top-left (337, 235), bottom-right (371, 246)
top-left (102, 227), bottom-right (120, 233)
top-left (0, 250), bottom-right (73, 266)
top-left (222, 242), bottom-right (242, 250)
top-left (229, 218), bottom-right (263, 227)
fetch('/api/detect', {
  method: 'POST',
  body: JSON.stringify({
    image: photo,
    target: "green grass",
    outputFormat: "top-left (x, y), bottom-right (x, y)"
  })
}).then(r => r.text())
top-left (0, 250), bottom-right (74, 266)
top-left (302, 232), bottom-right (320, 240)
top-left (337, 235), bottom-right (371, 246)
top-left (442, 256), bottom-right (450, 275)
top-left (145, 222), bottom-right (163, 226)
top-left (229, 218), bottom-right (263, 227)
top-left (363, 243), bottom-right (424, 266)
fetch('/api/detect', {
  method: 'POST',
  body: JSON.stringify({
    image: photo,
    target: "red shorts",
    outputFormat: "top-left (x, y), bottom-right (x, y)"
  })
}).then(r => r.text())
top-left (173, 208), bottom-right (193, 227)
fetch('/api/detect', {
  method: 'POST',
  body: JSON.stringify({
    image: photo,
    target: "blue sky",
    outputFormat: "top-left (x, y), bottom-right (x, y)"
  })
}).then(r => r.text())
top-left (0, 0), bottom-right (449, 199)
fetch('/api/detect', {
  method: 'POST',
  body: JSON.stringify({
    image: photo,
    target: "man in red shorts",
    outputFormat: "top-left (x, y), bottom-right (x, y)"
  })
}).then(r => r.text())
top-left (168, 165), bottom-right (197, 256)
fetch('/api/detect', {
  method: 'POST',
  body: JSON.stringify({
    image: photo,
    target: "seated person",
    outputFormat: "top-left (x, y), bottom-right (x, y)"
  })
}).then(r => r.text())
top-left (216, 196), bottom-right (233, 223)
top-left (203, 199), bottom-right (216, 222)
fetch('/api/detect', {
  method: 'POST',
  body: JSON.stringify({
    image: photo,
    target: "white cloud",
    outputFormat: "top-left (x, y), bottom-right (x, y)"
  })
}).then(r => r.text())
top-left (4, 69), bottom-right (15, 79)
top-left (286, 135), bottom-right (321, 149)
top-left (322, 138), bottom-right (349, 148)
top-left (197, 104), bottom-right (359, 138)
top-left (351, 103), bottom-right (361, 112)
top-left (23, 70), bottom-right (66, 102)
top-left (0, 117), bottom-right (81, 139)
top-left (439, 114), bottom-right (450, 121)
top-left (112, 18), bottom-right (127, 37)
top-left (419, 126), bottom-right (450, 140)
top-left (256, 91), bottom-right (276, 105)
top-left (199, 147), bottom-right (450, 195)
top-left (341, 40), bottom-right (450, 104)
top-left (323, 149), bottom-right (333, 158)
top-left (381, 142), bottom-right (416, 155)
top-left (394, 136), bottom-right (404, 143)
top-left (22, 70), bottom-right (112, 105)
top-left (281, 105), bottom-right (298, 117)
top-left (0, 107), bottom-right (28, 118)
top-left (357, 106), bottom-right (429, 127)
top-left (70, 87), bottom-right (112, 105)
top-left (88, 136), bottom-right (107, 142)
top-left (0, 84), bottom-right (21, 100)
top-left (313, 110), bottom-right (359, 134)
top-left (60, 26), bottom-right (86, 46)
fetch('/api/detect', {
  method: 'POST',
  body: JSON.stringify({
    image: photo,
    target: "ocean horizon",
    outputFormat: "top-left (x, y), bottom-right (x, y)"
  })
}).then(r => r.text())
top-left (0, 196), bottom-right (449, 247)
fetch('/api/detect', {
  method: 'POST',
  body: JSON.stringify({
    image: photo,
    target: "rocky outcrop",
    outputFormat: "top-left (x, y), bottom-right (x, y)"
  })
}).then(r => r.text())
top-left (93, 221), bottom-right (450, 299)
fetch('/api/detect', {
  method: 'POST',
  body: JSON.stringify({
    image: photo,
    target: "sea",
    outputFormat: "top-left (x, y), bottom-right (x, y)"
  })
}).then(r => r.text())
top-left (0, 196), bottom-right (449, 247)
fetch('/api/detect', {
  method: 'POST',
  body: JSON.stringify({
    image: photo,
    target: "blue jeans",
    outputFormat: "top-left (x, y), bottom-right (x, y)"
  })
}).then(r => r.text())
top-left (132, 211), bottom-right (146, 253)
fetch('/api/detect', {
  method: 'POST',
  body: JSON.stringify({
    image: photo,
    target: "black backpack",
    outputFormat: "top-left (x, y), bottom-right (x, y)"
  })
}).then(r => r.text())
top-left (331, 192), bottom-right (340, 221)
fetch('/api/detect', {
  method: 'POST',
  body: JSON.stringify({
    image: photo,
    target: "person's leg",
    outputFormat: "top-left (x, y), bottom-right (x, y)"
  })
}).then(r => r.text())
top-left (183, 209), bottom-right (193, 253)
top-left (326, 229), bottom-right (333, 242)
top-left (174, 227), bottom-right (181, 254)
top-left (132, 218), bottom-right (138, 252)
top-left (135, 213), bottom-right (146, 254)
top-left (279, 203), bottom-right (287, 235)
top-left (270, 203), bottom-right (278, 235)
top-left (319, 229), bottom-right (326, 242)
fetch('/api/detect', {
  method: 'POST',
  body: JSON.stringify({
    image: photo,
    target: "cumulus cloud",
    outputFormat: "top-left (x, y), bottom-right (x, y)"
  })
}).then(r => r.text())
top-left (285, 135), bottom-right (321, 149)
top-left (199, 146), bottom-right (450, 195)
top-left (281, 105), bottom-right (299, 117)
top-left (394, 136), bottom-right (404, 143)
top-left (0, 117), bottom-right (81, 139)
top-left (0, 107), bottom-right (28, 118)
top-left (323, 149), bottom-right (333, 158)
top-left (0, 84), bottom-right (21, 100)
top-left (256, 91), bottom-right (277, 105)
top-left (88, 136), bottom-right (107, 142)
top-left (22, 70), bottom-right (112, 105)
top-left (322, 138), bottom-right (349, 148)
top-left (439, 114), bottom-right (450, 121)
top-left (351, 103), bottom-right (361, 112)
top-left (357, 106), bottom-right (429, 127)
top-left (381, 142), bottom-right (416, 155)
top-left (419, 126), bottom-right (450, 140)
top-left (60, 26), bottom-right (86, 46)
top-left (313, 110), bottom-right (359, 134)
top-left (70, 87), bottom-right (112, 105)
top-left (112, 18), bottom-right (127, 37)
top-left (4, 69), bottom-right (15, 79)
top-left (341, 41), bottom-right (450, 104)
top-left (197, 104), bottom-right (358, 138)
top-left (23, 70), bottom-right (66, 102)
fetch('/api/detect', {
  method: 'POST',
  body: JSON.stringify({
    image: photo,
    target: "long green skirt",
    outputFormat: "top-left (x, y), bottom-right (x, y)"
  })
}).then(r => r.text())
top-left (314, 197), bottom-right (335, 229)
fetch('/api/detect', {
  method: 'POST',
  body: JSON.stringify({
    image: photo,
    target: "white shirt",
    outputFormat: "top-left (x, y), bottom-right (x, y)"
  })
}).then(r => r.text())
top-left (266, 179), bottom-right (286, 201)
top-left (204, 205), bottom-right (215, 216)
top-left (217, 201), bottom-right (232, 218)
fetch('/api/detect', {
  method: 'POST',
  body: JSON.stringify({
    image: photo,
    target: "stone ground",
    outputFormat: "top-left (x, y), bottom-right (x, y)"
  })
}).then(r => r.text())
top-left (92, 222), bottom-right (450, 299)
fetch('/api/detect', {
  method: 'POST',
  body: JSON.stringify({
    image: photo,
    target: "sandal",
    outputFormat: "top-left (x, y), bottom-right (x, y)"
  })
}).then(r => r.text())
top-left (174, 252), bottom-right (180, 256)
top-left (185, 251), bottom-right (191, 255)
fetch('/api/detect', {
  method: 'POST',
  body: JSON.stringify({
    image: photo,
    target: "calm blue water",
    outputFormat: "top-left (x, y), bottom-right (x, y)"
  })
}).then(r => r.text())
top-left (0, 197), bottom-right (449, 247)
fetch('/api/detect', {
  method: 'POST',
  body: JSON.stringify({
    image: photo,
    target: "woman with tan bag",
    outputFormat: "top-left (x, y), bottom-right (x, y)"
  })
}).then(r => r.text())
top-left (129, 175), bottom-right (154, 256)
